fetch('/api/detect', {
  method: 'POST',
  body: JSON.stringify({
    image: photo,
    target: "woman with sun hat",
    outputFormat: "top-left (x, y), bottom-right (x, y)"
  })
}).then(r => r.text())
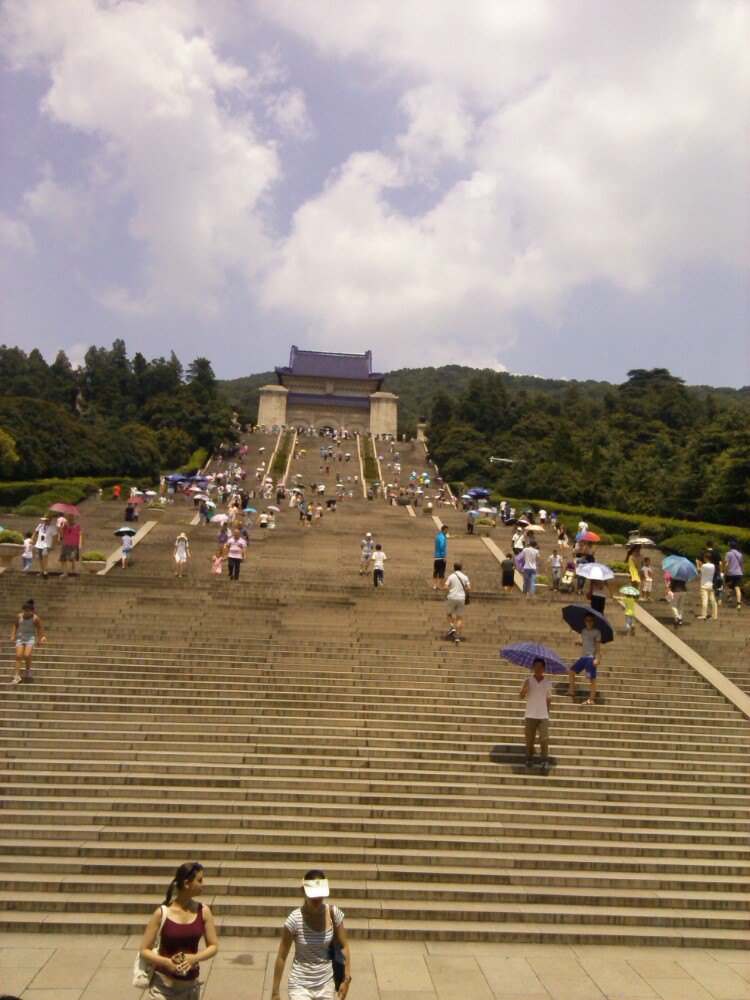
top-left (272, 869), bottom-right (351, 1000)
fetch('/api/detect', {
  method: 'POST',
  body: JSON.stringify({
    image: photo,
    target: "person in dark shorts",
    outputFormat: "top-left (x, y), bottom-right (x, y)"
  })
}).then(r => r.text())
top-left (432, 525), bottom-right (448, 590)
top-left (568, 613), bottom-right (601, 705)
top-left (724, 541), bottom-right (744, 609)
top-left (501, 552), bottom-right (515, 592)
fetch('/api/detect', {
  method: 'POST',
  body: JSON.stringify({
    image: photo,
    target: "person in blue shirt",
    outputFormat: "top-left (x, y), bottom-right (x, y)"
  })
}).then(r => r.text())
top-left (433, 526), bottom-right (448, 591)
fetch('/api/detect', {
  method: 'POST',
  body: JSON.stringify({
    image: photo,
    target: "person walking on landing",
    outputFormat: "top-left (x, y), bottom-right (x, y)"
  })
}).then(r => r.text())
top-left (272, 870), bottom-right (352, 1000)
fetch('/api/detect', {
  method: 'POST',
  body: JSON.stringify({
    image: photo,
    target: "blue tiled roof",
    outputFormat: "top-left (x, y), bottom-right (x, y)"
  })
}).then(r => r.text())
top-left (287, 392), bottom-right (371, 409)
top-left (276, 346), bottom-right (384, 382)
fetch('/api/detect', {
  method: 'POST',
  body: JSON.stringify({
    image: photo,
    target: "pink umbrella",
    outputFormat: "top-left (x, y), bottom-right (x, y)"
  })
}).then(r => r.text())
top-left (49, 502), bottom-right (80, 516)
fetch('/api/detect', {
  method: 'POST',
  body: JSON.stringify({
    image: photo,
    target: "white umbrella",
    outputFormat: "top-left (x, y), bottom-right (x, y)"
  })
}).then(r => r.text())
top-left (212, 514), bottom-right (228, 524)
top-left (576, 562), bottom-right (615, 581)
top-left (145, 490), bottom-right (157, 496)
top-left (205, 500), bottom-right (216, 509)
top-left (628, 537), bottom-right (655, 546)
top-left (478, 506), bottom-right (493, 514)
top-left (189, 486), bottom-right (202, 493)
top-left (268, 505), bottom-right (280, 512)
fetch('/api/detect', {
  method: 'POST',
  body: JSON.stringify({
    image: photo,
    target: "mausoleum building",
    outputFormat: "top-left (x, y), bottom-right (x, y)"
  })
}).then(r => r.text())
top-left (257, 346), bottom-right (398, 435)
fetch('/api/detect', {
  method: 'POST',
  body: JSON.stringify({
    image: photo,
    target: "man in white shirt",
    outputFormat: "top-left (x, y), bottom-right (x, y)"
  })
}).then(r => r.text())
top-left (519, 657), bottom-right (552, 774)
top-left (360, 533), bottom-right (374, 575)
top-left (444, 562), bottom-right (471, 644)
top-left (521, 542), bottom-right (539, 598)
top-left (32, 515), bottom-right (58, 578)
top-left (538, 508), bottom-right (547, 525)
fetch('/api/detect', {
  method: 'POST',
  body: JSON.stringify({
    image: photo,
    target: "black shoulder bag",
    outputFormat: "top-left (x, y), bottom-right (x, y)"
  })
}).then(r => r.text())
top-left (328, 905), bottom-right (346, 989)
top-left (458, 572), bottom-right (471, 605)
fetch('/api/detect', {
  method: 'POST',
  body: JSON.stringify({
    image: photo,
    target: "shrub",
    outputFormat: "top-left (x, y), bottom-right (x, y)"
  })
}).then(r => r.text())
top-left (362, 436), bottom-right (378, 482)
top-left (0, 476), bottom-right (123, 509)
top-left (611, 533), bottom-right (628, 545)
top-left (14, 500), bottom-right (53, 516)
top-left (182, 448), bottom-right (209, 474)
top-left (660, 533), bottom-right (707, 562)
top-left (476, 517), bottom-right (495, 526)
top-left (494, 495), bottom-right (750, 551)
top-left (638, 520), bottom-right (666, 542)
top-left (148, 502), bottom-right (165, 510)
top-left (272, 431), bottom-right (293, 476)
top-left (606, 561), bottom-right (630, 574)
top-left (81, 550), bottom-right (106, 561)
top-left (586, 524), bottom-right (614, 545)
top-left (0, 529), bottom-right (24, 544)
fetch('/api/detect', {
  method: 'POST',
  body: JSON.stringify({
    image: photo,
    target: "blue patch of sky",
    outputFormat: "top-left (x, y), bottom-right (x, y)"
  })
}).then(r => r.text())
top-left (505, 264), bottom-right (749, 388)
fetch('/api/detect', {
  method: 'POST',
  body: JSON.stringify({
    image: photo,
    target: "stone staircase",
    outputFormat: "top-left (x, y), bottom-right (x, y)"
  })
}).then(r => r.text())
top-left (1, 447), bottom-right (749, 947)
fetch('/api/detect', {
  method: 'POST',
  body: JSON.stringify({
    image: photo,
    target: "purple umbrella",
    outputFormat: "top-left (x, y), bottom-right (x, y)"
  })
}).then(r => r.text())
top-left (501, 642), bottom-right (568, 675)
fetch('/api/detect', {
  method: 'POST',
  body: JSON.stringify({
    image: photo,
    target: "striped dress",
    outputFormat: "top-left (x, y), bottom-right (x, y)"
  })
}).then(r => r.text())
top-left (284, 905), bottom-right (344, 990)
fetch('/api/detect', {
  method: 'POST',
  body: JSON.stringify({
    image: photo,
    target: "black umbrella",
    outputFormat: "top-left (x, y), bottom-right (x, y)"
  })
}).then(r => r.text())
top-left (562, 604), bottom-right (614, 644)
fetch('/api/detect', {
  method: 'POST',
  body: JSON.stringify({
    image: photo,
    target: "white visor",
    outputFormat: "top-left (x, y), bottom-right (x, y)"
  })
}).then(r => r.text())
top-left (302, 877), bottom-right (330, 899)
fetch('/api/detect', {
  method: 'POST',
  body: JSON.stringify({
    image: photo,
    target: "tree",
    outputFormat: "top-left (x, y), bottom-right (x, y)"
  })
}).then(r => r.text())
top-left (0, 427), bottom-right (20, 477)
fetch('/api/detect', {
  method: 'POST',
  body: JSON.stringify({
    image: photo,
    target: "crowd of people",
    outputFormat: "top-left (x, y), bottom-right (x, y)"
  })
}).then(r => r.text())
top-left (4, 433), bottom-right (748, 995)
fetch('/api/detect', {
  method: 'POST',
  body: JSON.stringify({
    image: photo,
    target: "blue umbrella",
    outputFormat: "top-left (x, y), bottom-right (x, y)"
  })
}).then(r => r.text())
top-left (243, 506), bottom-right (257, 513)
top-left (662, 556), bottom-right (698, 582)
top-left (467, 487), bottom-right (492, 498)
top-left (501, 642), bottom-right (568, 675)
top-left (165, 472), bottom-right (187, 482)
top-left (468, 509), bottom-right (480, 517)
top-left (562, 604), bottom-right (614, 643)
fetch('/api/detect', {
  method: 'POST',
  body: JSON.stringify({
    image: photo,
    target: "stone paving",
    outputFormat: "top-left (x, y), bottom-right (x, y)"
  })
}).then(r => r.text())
top-left (2, 934), bottom-right (750, 999)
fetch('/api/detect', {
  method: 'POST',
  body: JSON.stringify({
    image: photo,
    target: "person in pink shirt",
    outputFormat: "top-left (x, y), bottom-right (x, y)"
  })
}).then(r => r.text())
top-left (60, 515), bottom-right (83, 576)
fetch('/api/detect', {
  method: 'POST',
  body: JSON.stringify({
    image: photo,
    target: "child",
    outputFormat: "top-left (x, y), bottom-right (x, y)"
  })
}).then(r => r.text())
top-left (211, 547), bottom-right (223, 577)
top-left (640, 557), bottom-right (653, 601)
top-left (22, 532), bottom-right (33, 571)
top-left (548, 548), bottom-right (563, 591)
top-left (372, 543), bottom-right (386, 588)
top-left (10, 599), bottom-right (45, 684)
top-left (121, 532), bottom-right (133, 568)
top-left (624, 592), bottom-right (638, 634)
top-left (174, 533), bottom-right (190, 577)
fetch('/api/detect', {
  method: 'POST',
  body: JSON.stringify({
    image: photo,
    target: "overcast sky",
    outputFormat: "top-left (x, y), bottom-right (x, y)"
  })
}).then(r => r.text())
top-left (1, 0), bottom-right (748, 385)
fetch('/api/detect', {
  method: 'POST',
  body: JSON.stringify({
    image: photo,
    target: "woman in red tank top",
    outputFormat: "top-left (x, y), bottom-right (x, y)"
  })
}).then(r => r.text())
top-left (139, 861), bottom-right (218, 999)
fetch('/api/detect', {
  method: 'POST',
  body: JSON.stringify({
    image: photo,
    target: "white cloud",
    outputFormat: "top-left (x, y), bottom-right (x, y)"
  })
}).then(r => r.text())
top-left (0, 212), bottom-right (35, 253)
top-left (257, 0), bottom-right (749, 362)
top-left (396, 84), bottom-right (474, 175)
top-left (1, 0), bottom-right (282, 316)
top-left (265, 87), bottom-right (313, 140)
top-left (23, 162), bottom-right (85, 231)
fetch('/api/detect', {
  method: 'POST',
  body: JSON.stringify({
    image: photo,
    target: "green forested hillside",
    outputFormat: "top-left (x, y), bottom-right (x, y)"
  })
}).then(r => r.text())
top-left (0, 343), bottom-right (233, 480)
top-left (426, 368), bottom-right (750, 527)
